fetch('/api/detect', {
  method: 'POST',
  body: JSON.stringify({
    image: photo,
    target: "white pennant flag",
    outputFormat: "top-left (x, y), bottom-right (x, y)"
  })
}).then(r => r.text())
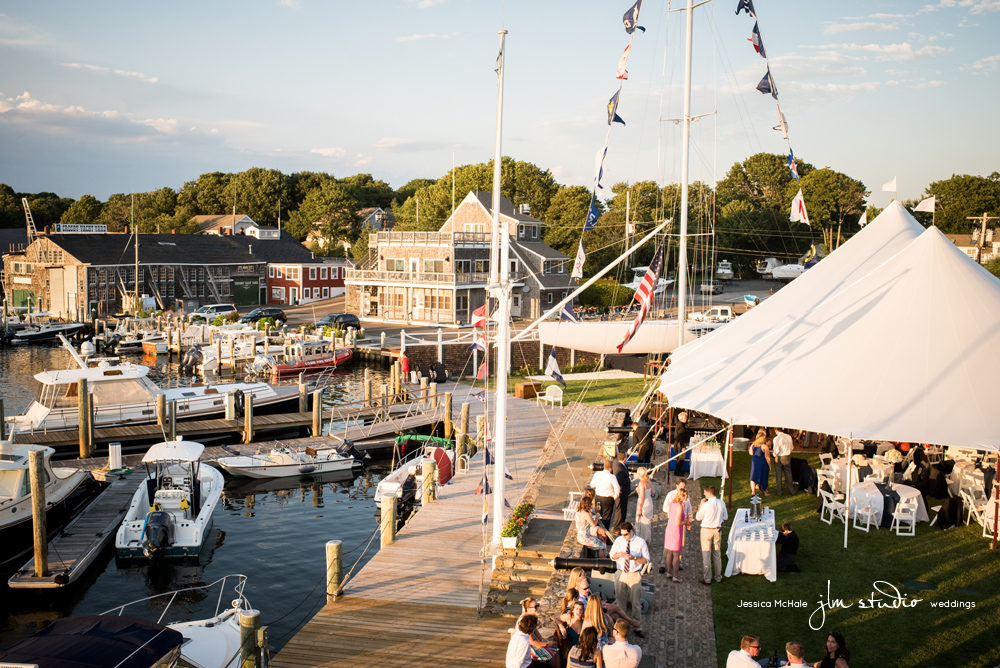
top-left (914, 196), bottom-right (936, 213)
top-left (616, 43), bottom-right (631, 80)
top-left (789, 188), bottom-right (810, 226)
top-left (594, 135), bottom-right (610, 193)
top-left (858, 210), bottom-right (868, 228)
top-left (882, 177), bottom-right (897, 192)
top-left (571, 239), bottom-right (586, 279)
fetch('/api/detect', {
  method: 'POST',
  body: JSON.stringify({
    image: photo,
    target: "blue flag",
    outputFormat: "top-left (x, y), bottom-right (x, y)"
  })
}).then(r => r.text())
top-left (623, 0), bottom-right (645, 34)
top-left (484, 446), bottom-right (495, 465)
top-left (475, 474), bottom-right (491, 495)
top-left (750, 22), bottom-right (766, 58)
top-left (560, 301), bottom-right (578, 322)
top-left (607, 90), bottom-right (626, 126)
top-left (735, 0), bottom-right (755, 17)
top-left (756, 67), bottom-right (777, 100)
top-left (545, 350), bottom-right (566, 387)
top-left (471, 390), bottom-right (487, 403)
top-left (787, 149), bottom-right (799, 181)
top-left (584, 193), bottom-right (602, 232)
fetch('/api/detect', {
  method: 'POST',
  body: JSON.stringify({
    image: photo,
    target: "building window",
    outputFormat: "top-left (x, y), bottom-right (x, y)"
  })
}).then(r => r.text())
top-left (510, 259), bottom-right (518, 274)
top-left (457, 295), bottom-right (468, 312)
top-left (322, 287), bottom-right (329, 298)
top-left (423, 259), bottom-right (444, 273)
top-left (474, 259), bottom-right (489, 273)
top-left (543, 261), bottom-right (551, 274)
top-left (455, 260), bottom-right (471, 274)
top-left (276, 267), bottom-right (283, 279)
top-left (304, 288), bottom-right (311, 299)
top-left (310, 267), bottom-right (317, 280)
top-left (532, 226), bottom-right (539, 239)
top-left (288, 267), bottom-right (299, 280)
top-left (320, 267), bottom-right (328, 280)
top-left (465, 223), bottom-right (487, 233)
top-left (387, 259), bottom-right (404, 272)
top-left (547, 292), bottom-right (553, 304)
top-left (557, 261), bottom-right (565, 274)
top-left (518, 225), bottom-right (526, 239)
top-left (272, 287), bottom-right (285, 300)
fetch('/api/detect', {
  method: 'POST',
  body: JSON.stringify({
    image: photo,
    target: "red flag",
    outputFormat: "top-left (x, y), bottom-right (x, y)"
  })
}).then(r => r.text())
top-left (476, 361), bottom-right (487, 380)
top-left (616, 43), bottom-right (631, 80)
top-left (472, 304), bottom-right (487, 328)
top-left (616, 242), bottom-right (664, 353)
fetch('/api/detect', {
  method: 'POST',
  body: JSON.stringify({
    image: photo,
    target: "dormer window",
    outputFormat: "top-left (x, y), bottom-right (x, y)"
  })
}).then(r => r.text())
top-left (518, 225), bottom-right (526, 239)
top-left (532, 226), bottom-right (539, 239)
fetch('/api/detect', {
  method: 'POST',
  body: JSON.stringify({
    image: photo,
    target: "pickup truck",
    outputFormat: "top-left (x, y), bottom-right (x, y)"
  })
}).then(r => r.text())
top-left (688, 305), bottom-right (735, 322)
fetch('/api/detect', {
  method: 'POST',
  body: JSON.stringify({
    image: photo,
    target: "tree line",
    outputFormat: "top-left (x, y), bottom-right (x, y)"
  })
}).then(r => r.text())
top-left (1, 158), bottom-right (996, 280)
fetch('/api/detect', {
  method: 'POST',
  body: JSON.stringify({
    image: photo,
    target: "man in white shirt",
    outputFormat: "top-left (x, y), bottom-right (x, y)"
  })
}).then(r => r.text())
top-left (609, 521), bottom-right (650, 628)
top-left (602, 620), bottom-right (642, 668)
top-left (784, 641), bottom-right (808, 667)
top-left (506, 616), bottom-right (547, 668)
top-left (725, 635), bottom-right (762, 668)
top-left (695, 485), bottom-right (728, 585)
top-left (589, 459), bottom-right (620, 529)
top-left (772, 428), bottom-right (796, 496)
top-left (658, 479), bottom-right (692, 574)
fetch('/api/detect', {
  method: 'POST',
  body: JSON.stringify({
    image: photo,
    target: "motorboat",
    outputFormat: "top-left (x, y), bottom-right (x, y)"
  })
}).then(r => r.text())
top-left (757, 245), bottom-right (821, 282)
top-left (11, 311), bottom-right (86, 343)
top-left (116, 439), bottom-right (223, 559)
top-left (247, 338), bottom-right (354, 378)
top-left (101, 317), bottom-right (161, 353)
top-left (744, 294), bottom-right (761, 308)
top-left (6, 338), bottom-right (301, 436)
top-left (216, 443), bottom-right (362, 479)
top-left (623, 266), bottom-right (674, 295)
top-left (373, 443), bottom-right (454, 510)
top-left (0, 440), bottom-right (97, 573)
top-left (715, 259), bottom-right (734, 280)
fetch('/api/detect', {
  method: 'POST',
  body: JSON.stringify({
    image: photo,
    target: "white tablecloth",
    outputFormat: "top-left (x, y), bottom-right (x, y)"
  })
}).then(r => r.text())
top-left (727, 507), bottom-right (776, 544)
top-left (688, 442), bottom-right (725, 480)
top-left (849, 481), bottom-right (930, 525)
top-left (725, 527), bottom-right (777, 582)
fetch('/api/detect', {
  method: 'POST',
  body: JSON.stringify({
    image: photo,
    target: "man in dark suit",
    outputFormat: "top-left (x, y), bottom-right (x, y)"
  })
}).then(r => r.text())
top-left (776, 522), bottom-right (799, 573)
top-left (612, 452), bottom-right (632, 529)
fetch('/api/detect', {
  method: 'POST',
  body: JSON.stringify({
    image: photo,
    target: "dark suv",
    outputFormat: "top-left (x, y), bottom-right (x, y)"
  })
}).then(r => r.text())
top-left (239, 307), bottom-right (286, 325)
top-left (315, 313), bottom-right (361, 330)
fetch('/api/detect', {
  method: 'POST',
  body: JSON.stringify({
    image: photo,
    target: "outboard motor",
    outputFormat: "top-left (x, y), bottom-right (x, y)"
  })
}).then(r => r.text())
top-left (142, 511), bottom-right (174, 558)
top-left (106, 333), bottom-right (122, 353)
top-left (1, 329), bottom-right (15, 345)
top-left (340, 439), bottom-right (367, 462)
top-left (180, 344), bottom-right (203, 374)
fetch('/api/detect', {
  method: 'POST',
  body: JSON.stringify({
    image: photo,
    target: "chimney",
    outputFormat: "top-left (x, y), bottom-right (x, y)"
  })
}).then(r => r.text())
top-left (519, 204), bottom-right (531, 215)
top-left (248, 244), bottom-right (253, 255)
top-left (124, 225), bottom-right (129, 235)
top-left (44, 226), bottom-right (50, 235)
top-left (172, 229), bottom-right (176, 234)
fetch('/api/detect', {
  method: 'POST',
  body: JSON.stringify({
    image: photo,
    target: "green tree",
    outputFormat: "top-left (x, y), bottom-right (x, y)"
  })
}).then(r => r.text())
top-left (339, 173), bottom-right (394, 210)
top-left (984, 257), bottom-right (1000, 281)
top-left (177, 172), bottom-right (231, 215)
top-left (923, 173), bottom-right (1000, 234)
top-left (395, 178), bottom-right (435, 203)
top-left (24, 193), bottom-right (74, 231)
top-left (716, 152), bottom-right (814, 212)
top-left (0, 184), bottom-right (24, 228)
top-left (351, 223), bottom-right (375, 265)
top-left (288, 181), bottom-right (358, 243)
top-left (226, 168), bottom-right (290, 227)
top-left (288, 171), bottom-right (335, 210)
top-left (790, 168), bottom-right (868, 250)
top-left (60, 194), bottom-right (104, 226)
top-left (543, 185), bottom-right (594, 257)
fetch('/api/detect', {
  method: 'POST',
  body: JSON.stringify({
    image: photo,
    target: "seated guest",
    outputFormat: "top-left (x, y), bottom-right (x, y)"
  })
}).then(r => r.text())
top-left (519, 598), bottom-right (560, 668)
top-left (566, 568), bottom-right (642, 635)
top-left (582, 594), bottom-right (612, 648)
top-left (602, 620), bottom-right (642, 668)
top-left (567, 626), bottom-right (604, 668)
top-left (785, 641), bottom-right (808, 667)
top-left (506, 615), bottom-right (550, 668)
top-left (812, 631), bottom-right (850, 668)
top-left (776, 522), bottom-right (799, 573)
top-left (576, 494), bottom-right (609, 557)
top-left (726, 635), bottom-right (762, 668)
top-left (560, 599), bottom-right (585, 654)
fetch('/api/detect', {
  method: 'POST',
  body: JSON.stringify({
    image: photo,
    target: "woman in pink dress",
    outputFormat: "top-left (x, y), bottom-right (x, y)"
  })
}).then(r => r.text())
top-left (663, 489), bottom-right (689, 582)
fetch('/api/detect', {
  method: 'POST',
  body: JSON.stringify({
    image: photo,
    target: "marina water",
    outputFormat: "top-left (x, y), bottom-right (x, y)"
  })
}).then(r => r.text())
top-left (0, 342), bottom-right (392, 652)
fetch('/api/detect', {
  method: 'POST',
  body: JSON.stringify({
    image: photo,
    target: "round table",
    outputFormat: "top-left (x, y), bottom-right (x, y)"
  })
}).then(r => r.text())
top-left (849, 481), bottom-right (930, 526)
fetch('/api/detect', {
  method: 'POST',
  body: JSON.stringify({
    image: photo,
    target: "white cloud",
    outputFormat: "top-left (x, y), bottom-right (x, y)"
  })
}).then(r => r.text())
top-left (0, 14), bottom-right (45, 47)
top-left (140, 118), bottom-right (178, 133)
top-left (919, 0), bottom-right (1000, 12)
top-left (970, 0), bottom-right (1000, 12)
top-left (962, 53), bottom-right (1000, 71)
top-left (278, 0), bottom-right (300, 7)
top-left (825, 22), bottom-right (898, 34)
top-left (793, 81), bottom-right (886, 94)
top-left (373, 136), bottom-right (454, 152)
top-left (403, 0), bottom-right (448, 7)
top-left (311, 147), bottom-right (346, 158)
top-left (353, 154), bottom-right (372, 168)
top-left (805, 42), bottom-right (948, 61)
top-left (113, 69), bottom-right (158, 84)
top-left (62, 62), bottom-right (158, 83)
top-left (912, 80), bottom-right (946, 87)
top-left (396, 33), bottom-right (450, 42)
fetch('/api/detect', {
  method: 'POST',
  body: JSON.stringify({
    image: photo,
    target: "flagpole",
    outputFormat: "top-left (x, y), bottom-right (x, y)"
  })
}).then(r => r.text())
top-left (676, 0), bottom-right (695, 349)
top-left (490, 28), bottom-right (510, 547)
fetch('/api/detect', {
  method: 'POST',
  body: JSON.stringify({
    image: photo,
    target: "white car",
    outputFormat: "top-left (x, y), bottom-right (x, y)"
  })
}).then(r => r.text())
top-left (193, 303), bottom-right (238, 320)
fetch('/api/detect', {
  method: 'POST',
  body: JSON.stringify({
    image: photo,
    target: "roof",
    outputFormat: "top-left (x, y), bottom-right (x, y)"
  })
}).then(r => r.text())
top-left (471, 192), bottom-right (544, 224)
top-left (0, 228), bottom-right (28, 254)
top-left (143, 439), bottom-right (206, 463)
top-left (43, 232), bottom-right (312, 265)
top-left (357, 207), bottom-right (381, 218)
top-left (515, 240), bottom-right (568, 260)
top-left (35, 362), bottom-right (150, 385)
top-left (192, 214), bottom-right (254, 232)
top-left (944, 234), bottom-right (975, 248)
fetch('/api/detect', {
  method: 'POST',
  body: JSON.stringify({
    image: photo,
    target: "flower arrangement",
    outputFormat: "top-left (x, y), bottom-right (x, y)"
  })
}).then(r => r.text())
top-left (500, 502), bottom-right (535, 538)
top-left (852, 454), bottom-right (867, 466)
top-left (885, 449), bottom-right (904, 464)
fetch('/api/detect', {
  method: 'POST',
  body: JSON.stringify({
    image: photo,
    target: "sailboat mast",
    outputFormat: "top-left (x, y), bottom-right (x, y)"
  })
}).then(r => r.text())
top-left (490, 29), bottom-right (509, 545)
top-left (133, 194), bottom-right (139, 314)
top-left (676, 0), bottom-right (694, 348)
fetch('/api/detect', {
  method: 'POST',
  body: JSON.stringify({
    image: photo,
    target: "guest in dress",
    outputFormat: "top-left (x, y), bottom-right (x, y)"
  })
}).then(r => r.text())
top-left (576, 495), bottom-right (608, 557)
top-left (581, 594), bottom-right (612, 648)
top-left (813, 631), bottom-right (850, 668)
top-left (634, 468), bottom-right (654, 544)
top-left (567, 627), bottom-right (603, 668)
top-left (566, 569), bottom-right (642, 635)
top-left (750, 429), bottom-right (772, 497)
top-left (663, 489), bottom-right (689, 582)
top-left (560, 599), bottom-right (585, 655)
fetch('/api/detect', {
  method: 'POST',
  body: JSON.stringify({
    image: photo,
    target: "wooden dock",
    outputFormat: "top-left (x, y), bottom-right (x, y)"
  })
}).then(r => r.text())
top-left (8, 474), bottom-right (144, 588)
top-left (273, 384), bottom-right (560, 668)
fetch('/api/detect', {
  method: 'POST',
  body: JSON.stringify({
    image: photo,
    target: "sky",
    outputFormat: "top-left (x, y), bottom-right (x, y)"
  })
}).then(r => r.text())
top-left (0, 0), bottom-right (997, 210)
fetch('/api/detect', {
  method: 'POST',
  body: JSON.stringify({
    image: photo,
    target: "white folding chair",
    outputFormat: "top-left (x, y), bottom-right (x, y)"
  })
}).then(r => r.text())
top-left (962, 489), bottom-right (987, 527)
top-left (853, 501), bottom-right (878, 532)
top-left (891, 498), bottom-right (917, 536)
top-left (819, 453), bottom-right (833, 470)
top-left (816, 469), bottom-right (835, 495)
top-left (820, 489), bottom-right (847, 525)
top-left (983, 452), bottom-right (998, 467)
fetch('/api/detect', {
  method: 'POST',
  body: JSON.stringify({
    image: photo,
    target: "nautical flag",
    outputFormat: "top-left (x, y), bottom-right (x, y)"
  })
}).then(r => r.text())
top-left (504, 496), bottom-right (512, 508)
top-left (735, 0), bottom-right (755, 17)
top-left (545, 350), bottom-right (566, 387)
top-left (476, 361), bottom-right (487, 380)
top-left (561, 301), bottom-right (578, 322)
top-left (472, 304), bottom-right (487, 328)
top-left (482, 496), bottom-right (489, 524)
top-left (756, 67), bottom-right (777, 100)
top-left (790, 188), bottom-right (810, 226)
top-left (594, 136), bottom-right (609, 193)
top-left (914, 196), bottom-right (936, 212)
top-left (584, 193), bottom-right (602, 232)
top-left (616, 242), bottom-right (664, 354)
top-left (858, 211), bottom-right (868, 228)
top-left (616, 43), bottom-right (631, 80)
top-left (607, 90), bottom-right (626, 126)
top-left (571, 239), bottom-right (586, 279)
top-left (749, 22), bottom-right (766, 58)
top-left (471, 390), bottom-right (487, 403)
top-left (773, 104), bottom-right (789, 139)
top-left (475, 474), bottom-right (491, 495)
top-left (787, 149), bottom-right (799, 181)
top-left (882, 177), bottom-right (897, 193)
top-left (468, 332), bottom-right (486, 353)
top-left (623, 0), bottom-right (645, 34)
top-left (484, 446), bottom-right (494, 465)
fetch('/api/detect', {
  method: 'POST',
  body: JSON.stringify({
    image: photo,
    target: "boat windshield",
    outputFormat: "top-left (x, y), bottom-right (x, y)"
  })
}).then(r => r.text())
top-left (0, 469), bottom-right (25, 501)
top-left (37, 382), bottom-right (79, 409)
top-left (91, 378), bottom-right (156, 406)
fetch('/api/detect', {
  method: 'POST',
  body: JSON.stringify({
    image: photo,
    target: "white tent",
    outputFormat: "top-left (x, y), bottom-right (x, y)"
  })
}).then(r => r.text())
top-left (658, 224), bottom-right (1000, 451)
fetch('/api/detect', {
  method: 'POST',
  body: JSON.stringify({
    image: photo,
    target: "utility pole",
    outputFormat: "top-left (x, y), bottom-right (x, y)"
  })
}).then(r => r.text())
top-left (967, 213), bottom-right (1000, 264)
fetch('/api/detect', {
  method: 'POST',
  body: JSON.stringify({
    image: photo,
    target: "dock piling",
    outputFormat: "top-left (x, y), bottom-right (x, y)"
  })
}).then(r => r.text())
top-left (298, 374), bottom-right (308, 413)
top-left (312, 389), bottom-right (322, 436)
top-left (168, 400), bottom-right (177, 441)
top-left (419, 377), bottom-right (428, 405)
top-left (239, 608), bottom-right (262, 668)
top-left (364, 378), bottom-right (372, 408)
top-left (77, 379), bottom-right (89, 459)
top-left (225, 393), bottom-right (236, 420)
top-left (429, 382), bottom-right (437, 409)
top-left (243, 393), bottom-right (255, 443)
top-left (325, 539), bottom-right (343, 602)
top-left (0, 397), bottom-right (5, 440)
top-left (460, 402), bottom-right (470, 455)
top-left (422, 460), bottom-right (437, 504)
top-left (475, 415), bottom-right (485, 457)
top-left (29, 449), bottom-right (48, 578)
top-left (443, 392), bottom-right (452, 440)
top-left (380, 496), bottom-right (397, 547)
top-left (156, 394), bottom-right (166, 427)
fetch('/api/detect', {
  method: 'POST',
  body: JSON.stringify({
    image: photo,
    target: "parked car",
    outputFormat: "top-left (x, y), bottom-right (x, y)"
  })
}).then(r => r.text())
top-left (191, 303), bottom-right (238, 321)
top-left (315, 313), bottom-right (361, 330)
top-left (239, 307), bottom-right (286, 325)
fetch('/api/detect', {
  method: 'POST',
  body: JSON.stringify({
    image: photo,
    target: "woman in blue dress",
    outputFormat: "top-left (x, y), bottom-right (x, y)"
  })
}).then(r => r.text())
top-left (750, 428), bottom-right (773, 497)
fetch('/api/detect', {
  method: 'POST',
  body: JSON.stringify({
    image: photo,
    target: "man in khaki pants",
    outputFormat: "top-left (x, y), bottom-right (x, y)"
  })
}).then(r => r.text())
top-left (695, 485), bottom-right (728, 585)
top-left (609, 522), bottom-right (650, 630)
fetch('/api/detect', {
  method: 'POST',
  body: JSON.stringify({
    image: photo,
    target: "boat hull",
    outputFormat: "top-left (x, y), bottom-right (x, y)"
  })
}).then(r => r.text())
top-left (216, 451), bottom-right (356, 479)
top-left (13, 323), bottom-right (86, 343)
top-left (272, 348), bottom-right (354, 376)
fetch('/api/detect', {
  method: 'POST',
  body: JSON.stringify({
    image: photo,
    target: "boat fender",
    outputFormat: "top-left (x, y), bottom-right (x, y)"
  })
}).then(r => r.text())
top-left (142, 510), bottom-right (174, 558)
top-left (233, 389), bottom-right (245, 418)
top-left (298, 464), bottom-right (316, 474)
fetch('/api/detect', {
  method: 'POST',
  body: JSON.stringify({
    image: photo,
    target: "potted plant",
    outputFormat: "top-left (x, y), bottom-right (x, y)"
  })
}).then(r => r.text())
top-left (500, 502), bottom-right (534, 549)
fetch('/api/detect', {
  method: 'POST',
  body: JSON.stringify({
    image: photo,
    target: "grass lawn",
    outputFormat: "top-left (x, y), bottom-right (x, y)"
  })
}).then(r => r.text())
top-left (456, 375), bottom-right (655, 407)
top-left (707, 451), bottom-right (1000, 667)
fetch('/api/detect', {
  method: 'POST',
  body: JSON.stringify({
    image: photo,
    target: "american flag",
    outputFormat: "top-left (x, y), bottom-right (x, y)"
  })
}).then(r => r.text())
top-left (617, 242), bottom-right (664, 353)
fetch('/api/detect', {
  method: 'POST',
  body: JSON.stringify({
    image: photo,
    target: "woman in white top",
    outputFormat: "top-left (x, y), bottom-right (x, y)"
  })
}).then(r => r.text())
top-left (633, 468), bottom-right (654, 544)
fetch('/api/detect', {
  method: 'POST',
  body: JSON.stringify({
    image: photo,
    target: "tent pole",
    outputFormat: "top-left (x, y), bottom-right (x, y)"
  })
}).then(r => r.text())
top-left (667, 406), bottom-right (673, 486)
top-left (992, 481), bottom-right (998, 550)
top-left (844, 434), bottom-right (852, 550)
top-left (724, 424), bottom-right (733, 509)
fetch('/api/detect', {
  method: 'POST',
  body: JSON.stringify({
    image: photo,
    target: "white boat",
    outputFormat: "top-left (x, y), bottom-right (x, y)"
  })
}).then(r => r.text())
top-left (216, 443), bottom-right (361, 478)
top-left (12, 311), bottom-right (86, 343)
top-left (101, 317), bottom-right (161, 352)
top-left (0, 440), bottom-right (95, 573)
top-left (115, 439), bottom-right (223, 559)
top-left (715, 260), bottom-right (734, 280)
top-left (373, 444), bottom-right (454, 509)
top-left (623, 266), bottom-right (674, 295)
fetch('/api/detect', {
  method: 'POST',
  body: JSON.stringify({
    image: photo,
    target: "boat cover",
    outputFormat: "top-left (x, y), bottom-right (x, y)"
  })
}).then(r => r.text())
top-left (432, 447), bottom-right (453, 485)
top-left (143, 439), bottom-right (205, 463)
top-left (0, 615), bottom-right (183, 668)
